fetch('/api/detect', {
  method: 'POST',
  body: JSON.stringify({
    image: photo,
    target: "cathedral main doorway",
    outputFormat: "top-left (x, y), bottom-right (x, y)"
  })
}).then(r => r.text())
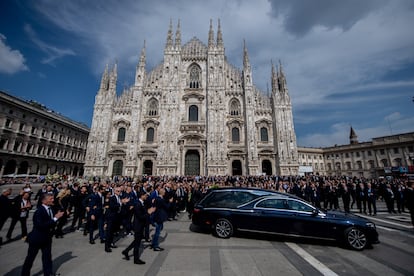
top-left (185, 150), bottom-right (200, 176)
top-left (262, 160), bottom-right (272, 175)
top-left (143, 160), bottom-right (153, 175)
top-left (112, 160), bottom-right (123, 176)
top-left (232, 160), bottom-right (242, 175)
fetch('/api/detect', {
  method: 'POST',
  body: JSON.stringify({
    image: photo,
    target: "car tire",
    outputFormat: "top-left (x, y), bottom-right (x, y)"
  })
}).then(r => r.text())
top-left (344, 227), bottom-right (367, 250)
top-left (214, 218), bottom-right (233, 238)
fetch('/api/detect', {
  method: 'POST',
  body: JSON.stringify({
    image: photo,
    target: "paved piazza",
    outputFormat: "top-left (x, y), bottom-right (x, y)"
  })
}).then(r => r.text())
top-left (1, 206), bottom-right (413, 276)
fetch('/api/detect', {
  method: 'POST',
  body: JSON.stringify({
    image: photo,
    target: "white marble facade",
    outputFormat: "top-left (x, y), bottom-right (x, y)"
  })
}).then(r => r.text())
top-left (84, 20), bottom-right (299, 177)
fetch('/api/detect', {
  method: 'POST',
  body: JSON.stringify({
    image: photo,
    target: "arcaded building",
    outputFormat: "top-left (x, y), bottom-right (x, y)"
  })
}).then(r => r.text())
top-left (84, 20), bottom-right (299, 177)
top-left (0, 91), bottom-right (89, 178)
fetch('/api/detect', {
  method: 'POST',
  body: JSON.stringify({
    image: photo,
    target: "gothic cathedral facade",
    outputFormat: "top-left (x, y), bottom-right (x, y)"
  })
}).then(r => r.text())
top-left (84, 20), bottom-right (299, 177)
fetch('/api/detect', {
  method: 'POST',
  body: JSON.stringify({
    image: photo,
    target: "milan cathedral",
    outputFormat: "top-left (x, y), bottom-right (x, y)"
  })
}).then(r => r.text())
top-left (84, 20), bottom-right (299, 177)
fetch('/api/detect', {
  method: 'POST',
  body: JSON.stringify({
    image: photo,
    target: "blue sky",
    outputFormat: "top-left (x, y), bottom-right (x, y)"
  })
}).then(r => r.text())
top-left (0, 0), bottom-right (413, 147)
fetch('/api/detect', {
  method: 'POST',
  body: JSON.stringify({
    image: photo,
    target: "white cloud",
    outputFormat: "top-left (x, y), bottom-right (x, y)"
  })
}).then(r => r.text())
top-left (29, 0), bottom-right (414, 146)
top-left (0, 33), bottom-right (29, 74)
top-left (24, 24), bottom-right (76, 66)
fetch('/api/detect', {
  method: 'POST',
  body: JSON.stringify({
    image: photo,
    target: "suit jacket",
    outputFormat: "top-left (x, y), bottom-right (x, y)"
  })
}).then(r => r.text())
top-left (106, 195), bottom-right (121, 220)
top-left (133, 200), bottom-right (148, 233)
top-left (27, 205), bottom-right (57, 246)
top-left (153, 197), bottom-right (170, 224)
top-left (0, 194), bottom-right (11, 219)
top-left (88, 193), bottom-right (104, 216)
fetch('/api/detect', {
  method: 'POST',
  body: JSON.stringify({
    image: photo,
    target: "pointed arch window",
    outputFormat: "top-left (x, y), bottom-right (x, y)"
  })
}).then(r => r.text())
top-left (260, 127), bottom-right (268, 142)
top-left (229, 99), bottom-right (241, 116)
top-left (117, 127), bottom-right (126, 142)
top-left (188, 64), bottom-right (201, 88)
top-left (189, 105), bottom-right (198, 121)
top-left (148, 98), bottom-right (158, 116)
top-left (146, 127), bottom-right (154, 143)
top-left (232, 127), bottom-right (240, 143)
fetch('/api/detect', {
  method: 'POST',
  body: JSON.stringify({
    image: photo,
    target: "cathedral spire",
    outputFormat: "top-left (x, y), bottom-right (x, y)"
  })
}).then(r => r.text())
top-left (166, 19), bottom-right (173, 48)
top-left (100, 63), bottom-right (109, 91)
top-left (175, 19), bottom-right (181, 48)
top-left (109, 62), bottom-right (117, 92)
top-left (278, 60), bottom-right (287, 92)
top-left (138, 40), bottom-right (146, 70)
top-left (208, 19), bottom-right (215, 48)
top-left (271, 60), bottom-right (278, 93)
top-left (243, 39), bottom-right (250, 69)
top-left (350, 126), bottom-right (359, 144)
top-left (135, 41), bottom-right (146, 86)
top-left (216, 19), bottom-right (223, 48)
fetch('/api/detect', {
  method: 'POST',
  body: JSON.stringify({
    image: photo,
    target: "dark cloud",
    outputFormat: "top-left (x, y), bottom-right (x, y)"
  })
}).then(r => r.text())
top-left (268, 0), bottom-right (387, 36)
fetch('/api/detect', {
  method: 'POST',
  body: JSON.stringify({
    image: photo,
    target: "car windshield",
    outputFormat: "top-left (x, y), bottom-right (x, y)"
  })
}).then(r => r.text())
top-left (201, 191), bottom-right (261, 208)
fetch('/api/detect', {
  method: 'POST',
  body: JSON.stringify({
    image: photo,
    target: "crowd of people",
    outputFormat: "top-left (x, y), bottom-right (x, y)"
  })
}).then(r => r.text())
top-left (0, 174), bottom-right (413, 274)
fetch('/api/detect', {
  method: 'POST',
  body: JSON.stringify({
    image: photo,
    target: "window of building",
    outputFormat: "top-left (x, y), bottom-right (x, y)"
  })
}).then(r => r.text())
top-left (357, 161), bottom-right (362, 169)
top-left (229, 99), bottom-right (241, 116)
top-left (408, 146), bottom-right (413, 152)
top-left (380, 149), bottom-right (385, 155)
top-left (117, 127), bottom-right (126, 142)
top-left (381, 159), bottom-right (388, 167)
top-left (146, 127), bottom-right (154, 143)
top-left (31, 127), bottom-right (37, 135)
top-left (0, 139), bottom-right (7, 149)
top-left (346, 162), bottom-right (352, 170)
top-left (356, 152), bottom-right (360, 157)
top-left (13, 141), bottom-right (21, 152)
top-left (5, 118), bottom-right (12, 128)
top-left (148, 98), bottom-right (158, 116)
top-left (260, 127), bottom-right (268, 142)
top-left (393, 148), bottom-right (399, 154)
top-left (232, 127), bottom-right (240, 143)
top-left (19, 123), bottom-right (25, 132)
top-left (367, 150), bottom-right (372, 156)
top-left (189, 105), bottom-right (198, 121)
top-left (188, 64), bottom-right (201, 88)
top-left (345, 153), bottom-right (349, 158)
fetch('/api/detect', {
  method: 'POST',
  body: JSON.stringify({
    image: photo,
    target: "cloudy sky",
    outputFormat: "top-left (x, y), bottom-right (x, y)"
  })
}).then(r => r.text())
top-left (0, 0), bottom-right (413, 147)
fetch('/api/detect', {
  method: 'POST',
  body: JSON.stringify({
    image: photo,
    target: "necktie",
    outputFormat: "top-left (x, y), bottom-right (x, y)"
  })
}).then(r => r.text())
top-left (48, 207), bottom-right (53, 219)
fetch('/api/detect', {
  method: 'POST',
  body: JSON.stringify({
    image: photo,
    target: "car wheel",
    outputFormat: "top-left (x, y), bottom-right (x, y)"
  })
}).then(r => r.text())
top-left (214, 218), bottom-right (233, 238)
top-left (345, 227), bottom-right (367, 250)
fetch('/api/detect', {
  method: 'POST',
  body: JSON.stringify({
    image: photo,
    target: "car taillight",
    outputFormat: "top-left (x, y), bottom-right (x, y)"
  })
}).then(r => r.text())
top-left (193, 208), bottom-right (201, 213)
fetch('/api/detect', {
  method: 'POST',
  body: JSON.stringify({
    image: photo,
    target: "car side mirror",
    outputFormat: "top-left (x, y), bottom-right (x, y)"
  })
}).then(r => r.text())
top-left (312, 209), bottom-right (319, 216)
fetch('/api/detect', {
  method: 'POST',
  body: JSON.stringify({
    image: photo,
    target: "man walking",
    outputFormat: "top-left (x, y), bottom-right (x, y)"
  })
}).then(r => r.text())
top-left (122, 191), bottom-right (156, 264)
top-left (21, 193), bottom-right (64, 276)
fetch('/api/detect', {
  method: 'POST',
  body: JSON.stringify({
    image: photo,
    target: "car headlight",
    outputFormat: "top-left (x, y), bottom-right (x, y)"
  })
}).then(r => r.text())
top-left (366, 222), bottom-right (376, 229)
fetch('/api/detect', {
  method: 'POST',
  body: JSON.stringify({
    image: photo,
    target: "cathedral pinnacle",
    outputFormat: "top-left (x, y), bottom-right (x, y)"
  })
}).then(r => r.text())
top-left (243, 39), bottom-right (250, 69)
top-left (217, 19), bottom-right (223, 47)
top-left (139, 40), bottom-right (146, 67)
top-left (175, 19), bottom-right (181, 48)
top-left (208, 19), bottom-right (215, 48)
top-left (100, 63), bottom-right (109, 90)
top-left (166, 19), bottom-right (173, 48)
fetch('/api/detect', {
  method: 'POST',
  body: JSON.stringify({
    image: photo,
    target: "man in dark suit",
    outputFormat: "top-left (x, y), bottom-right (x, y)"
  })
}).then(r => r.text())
top-left (105, 187), bottom-right (129, 252)
top-left (87, 186), bottom-right (106, 244)
top-left (21, 193), bottom-right (64, 276)
top-left (0, 188), bottom-right (12, 245)
top-left (151, 188), bottom-right (173, 251)
top-left (122, 191), bottom-right (156, 264)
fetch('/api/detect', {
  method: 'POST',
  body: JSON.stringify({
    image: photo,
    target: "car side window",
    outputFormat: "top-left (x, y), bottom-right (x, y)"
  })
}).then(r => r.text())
top-left (203, 191), bottom-right (258, 208)
top-left (287, 200), bottom-right (314, 212)
top-left (256, 199), bottom-right (289, 210)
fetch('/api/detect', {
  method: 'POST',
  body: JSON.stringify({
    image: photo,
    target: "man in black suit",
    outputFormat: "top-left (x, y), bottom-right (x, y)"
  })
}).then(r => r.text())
top-left (105, 187), bottom-right (129, 252)
top-left (151, 188), bottom-right (173, 251)
top-left (87, 186), bottom-right (106, 244)
top-left (21, 193), bottom-right (64, 276)
top-left (0, 188), bottom-right (12, 245)
top-left (122, 191), bottom-right (156, 264)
